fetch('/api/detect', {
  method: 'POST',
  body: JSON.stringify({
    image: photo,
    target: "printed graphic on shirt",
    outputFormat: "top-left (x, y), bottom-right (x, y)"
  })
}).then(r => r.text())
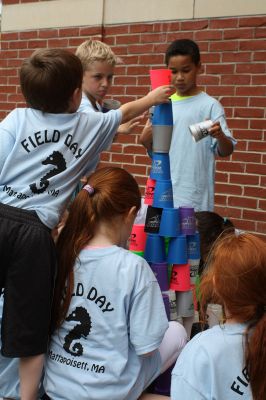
top-left (231, 366), bottom-right (250, 395)
top-left (30, 151), bottom-right (66, 194)
top-left (63, 306), bottom-right (91, 357)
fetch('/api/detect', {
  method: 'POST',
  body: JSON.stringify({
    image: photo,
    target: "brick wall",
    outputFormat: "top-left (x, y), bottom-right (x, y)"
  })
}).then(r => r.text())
top-left (0, 10), bottom-right (265, 238)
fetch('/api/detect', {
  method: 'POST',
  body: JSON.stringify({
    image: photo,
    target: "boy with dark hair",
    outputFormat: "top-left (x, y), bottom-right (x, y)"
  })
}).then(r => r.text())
top-left (0, 47), bottom-right (173, 400)
top-left (140, 38), bottom-right (236, 211)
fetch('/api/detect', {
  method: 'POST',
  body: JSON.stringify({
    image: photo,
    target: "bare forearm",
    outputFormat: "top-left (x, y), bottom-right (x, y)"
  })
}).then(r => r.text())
top-left (217, 135), bottom-right (234, 157)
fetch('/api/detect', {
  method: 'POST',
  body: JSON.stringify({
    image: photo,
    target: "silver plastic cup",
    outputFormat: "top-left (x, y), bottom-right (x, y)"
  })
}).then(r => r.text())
top-left (152, 125), bottom-right (173, 153)
top-left (189, 120), bottom-right (213, 142)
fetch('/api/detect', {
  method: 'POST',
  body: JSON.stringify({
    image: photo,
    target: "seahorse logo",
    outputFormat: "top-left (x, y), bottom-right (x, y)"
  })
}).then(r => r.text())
top-left (63, 306), bottom-right (92, 357)
top-left (29, 151), bottom-right (66, 194)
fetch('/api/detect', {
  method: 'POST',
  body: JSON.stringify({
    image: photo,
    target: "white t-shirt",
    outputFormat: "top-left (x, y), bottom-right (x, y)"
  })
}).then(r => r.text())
top-left (169, 92), bottom-right (236, 211)
top-left (44, 246), bottom-right (169, 400)
top-left (171, 323), bottom-right (252, 400)
top-left (0, 108), bottom-right (121, 228)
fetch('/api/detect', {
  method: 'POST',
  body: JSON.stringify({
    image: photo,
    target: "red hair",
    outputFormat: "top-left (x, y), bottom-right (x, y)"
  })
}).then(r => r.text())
top-left (51, 167), bottom-right (141, 332)
top-left (200, 233), bottom-right (266, 400)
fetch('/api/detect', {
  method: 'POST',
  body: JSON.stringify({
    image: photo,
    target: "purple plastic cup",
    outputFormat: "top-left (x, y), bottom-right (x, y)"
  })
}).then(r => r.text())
top-left (150, 262), bottom-right (169, 291)
top-left (180, 206), bottom-right (196, 235)
top-left (153, 179), bottom-right (173, 208)
top-left (162, 293), bottom-right (170, 320)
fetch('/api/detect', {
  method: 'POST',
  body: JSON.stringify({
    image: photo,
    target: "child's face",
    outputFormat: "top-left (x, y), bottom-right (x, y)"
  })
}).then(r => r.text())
top-left (82, 60), bottom-right (114, 103)
top-left (167, 55), bottom-right (201, 96)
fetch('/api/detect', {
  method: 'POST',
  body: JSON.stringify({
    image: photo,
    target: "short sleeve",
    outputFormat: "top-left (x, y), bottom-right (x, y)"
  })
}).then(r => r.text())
top-left (171, 374), bottom-right (206, 400)
top-left (129, 271), bottom-right (168, 355)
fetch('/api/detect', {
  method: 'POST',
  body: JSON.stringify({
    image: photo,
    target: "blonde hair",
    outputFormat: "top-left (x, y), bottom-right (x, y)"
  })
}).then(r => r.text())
top-left (75, 38), bottom-right (118, 70)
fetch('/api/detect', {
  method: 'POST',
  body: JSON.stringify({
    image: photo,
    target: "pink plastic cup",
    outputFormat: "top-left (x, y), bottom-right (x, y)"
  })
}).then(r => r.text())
top-left (170, 264), bottom-right (191, 292)
top-left (144, 177), bottom-right (156, 205)
top-left (149, 69), bottom-right (172, 89)
top-left (129, 224), bottom-right (147, 252)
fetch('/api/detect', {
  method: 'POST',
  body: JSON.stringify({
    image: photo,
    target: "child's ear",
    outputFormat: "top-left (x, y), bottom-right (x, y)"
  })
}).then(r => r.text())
top-left (125, 206), bottom-right (137, 223)
top-left (69, 87), bottom-right (82, 112)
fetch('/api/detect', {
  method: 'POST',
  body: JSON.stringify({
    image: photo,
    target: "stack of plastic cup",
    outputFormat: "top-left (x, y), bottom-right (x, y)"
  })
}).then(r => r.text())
top-left (144, 206), bottom-right (163, 234)
top-left (152, 102), bottom-right (173, 154)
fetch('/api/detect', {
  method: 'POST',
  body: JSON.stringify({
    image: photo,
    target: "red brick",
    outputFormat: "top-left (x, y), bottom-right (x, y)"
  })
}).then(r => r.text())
top-left (195, 31), bottom-right (222, 41)
top-left (139, 54), bottom-right (164, 65)
top-left (230, 173), bottom-right (259, 185)
top-left (254, 52), bottom-right (266, 61)
top-left (156, 21), bottom-right (180, 32)
top-left (116, 35), bottom-right (140, 45)
top-left (214, 194), bottom-right (228, 205)
top-left (201, 53), bottom-right (221, 63)
top-left (244, 186), bottom-right (266, 199)
top-left (123, 164), bottom-right (147, 176)
top-left (221, 75), bottom-right (250, 85)
top-left (236, 86), bottom-right (266, 96)
top-left (130, 24), bottom-right (153, 34)
top-left (19, 31), bottom-right (38, 40)
top-left (216, 161), bottom-right (245, 173)
top-left (181, 20), bottom-right (209, 30)
top-left (252, 75), bottom-right (266, 85)
top-left (220, 97), bottom-right (248, 107)
top-left (127, 66), bottom-right (150, 75)
top-left (141, 33), bottom-right (167, 43)
top-left (224, 28), bottom-right (254, 39)
top-left (114, 76), bottom-right (137, 86)
top-left (213, 206), bottom-right (242, 219)
top-left (231, 218), bottom-right (256, 232)
top-left (198, 76), bottom-right (220, 85)
top-left (123, 145), bottom-right (146, 155)
top-left (232, 151), bottom-right (262, 163)
top-left (167, 32), bottom-right (195, 43)
top-left (215, 172), bottom-right (229, 182)
top-left (246, 164), bottom-right (266, 175)
top-left (79, 27), bottom-right (102, 36)
top-left (206, 64), bottom-right (235, 74)
top-left (258, 200), bottom-right (266, 211)
top-left (38, 29), bottom-right (59, 39)
top-left (207, 86), bottom-right (235, 96)
top-left (250, 120), bottom-right (266, 131)
top-left (210, 41), bottom-right (238, 51)
top-left (239, 17), bottom-right (266, 27)
top-left (105, 25), bottom-right (129, 35)
top-left (255, 27), bottom-right (266, 38)
top-left (128, 44), bottom-right (154, 54)
top-left (228, 196), bottom-right (257, 209)
top-left (222, 52), bottom-right (251, 62)
top-left (10, 41), bottom-right (28, 49)
top-left (243, 209), bottom-right (266, 222)
top-left (234, 108), bottom-right (264, 118)
top-left (236, 63), bottom-right (266, 74)
top-left (215, 183), bottom-right (243, 195)
top-left (2, 32), bottom-right (19, 40)
top-left (209, 18), bottom-right (238, 29)
top-left (135, 155), bottom-right (151, 165)
top-left (257, 221), bottom-right (266, 235)
top-left (240, 40), bottom-right (266, 51)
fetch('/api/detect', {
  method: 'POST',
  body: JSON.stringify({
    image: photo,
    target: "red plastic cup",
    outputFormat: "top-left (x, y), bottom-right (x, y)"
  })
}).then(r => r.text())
top-left (149, 69), bottom-right (172, 89)
top-left (170, 264), bottom-right (191, 292)
top-left (144, 177), bottom-right (156, 205)
top-left (129, 224), bottom-right (147, 252)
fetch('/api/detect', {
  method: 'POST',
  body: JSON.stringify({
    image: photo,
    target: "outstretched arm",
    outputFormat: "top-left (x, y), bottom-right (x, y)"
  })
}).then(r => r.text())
top-left (120, 85), bottom-right (174, 124)
top-left (139, 119), bottom-right (153, 152)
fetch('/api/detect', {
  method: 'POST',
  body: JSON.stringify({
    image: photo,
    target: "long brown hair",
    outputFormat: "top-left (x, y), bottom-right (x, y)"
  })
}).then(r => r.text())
top-left (200, 233), bottom-right (266, 400)
top-left (51, 167), bottom-right (141, 332)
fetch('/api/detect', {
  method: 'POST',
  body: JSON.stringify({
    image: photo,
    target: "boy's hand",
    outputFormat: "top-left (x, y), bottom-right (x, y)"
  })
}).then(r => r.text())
top-left (117, 113), bottom-right (147, 134)
top-left (147, 85), bottom-right (175, 105)
top-left (139, 119), bottom-right (152, 151)
top-left (208, 121), bottom-right (226, 140)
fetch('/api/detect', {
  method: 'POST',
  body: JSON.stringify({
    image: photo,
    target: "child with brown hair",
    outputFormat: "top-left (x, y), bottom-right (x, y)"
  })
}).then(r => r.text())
top-left (171, 232), bottom-right (266, 400)
top-left (0, 47), bottom-right (173, 399)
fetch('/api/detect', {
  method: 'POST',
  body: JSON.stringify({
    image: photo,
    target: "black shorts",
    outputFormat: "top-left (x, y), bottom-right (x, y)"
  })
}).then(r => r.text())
top-left (0, 203), bottom-right (56, 357)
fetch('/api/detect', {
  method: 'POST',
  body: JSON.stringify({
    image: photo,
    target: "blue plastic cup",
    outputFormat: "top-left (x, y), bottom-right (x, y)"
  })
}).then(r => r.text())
top-left (187, 232), bottom-right (201, 259)
top-left (153, 179), bottom-right (173, 208)
top-left (150, 262), bottom-right (169, 291)
top-left (144, 233), bottom-right (166, 263)
top-left (159, 207), bottom-right (180, 237)
top-left (150, 153), bottom-right (171, 180)
top-left (167, 234), bottom-right (188, 264)
top-left (152, 102), bottom-right (173, 126)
